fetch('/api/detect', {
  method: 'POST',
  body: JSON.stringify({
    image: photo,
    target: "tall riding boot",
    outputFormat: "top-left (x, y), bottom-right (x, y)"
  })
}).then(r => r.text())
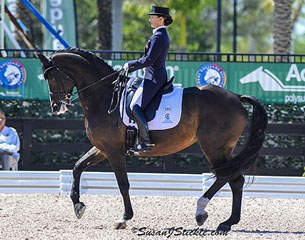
top-left (132, 104), bottom-right (154, 153)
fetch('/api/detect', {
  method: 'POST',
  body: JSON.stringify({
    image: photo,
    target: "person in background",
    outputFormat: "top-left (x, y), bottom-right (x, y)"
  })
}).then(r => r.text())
top-left (123, 5), bottom-right (173, 153)
top-left (0, 109), bottom-right (20, 170)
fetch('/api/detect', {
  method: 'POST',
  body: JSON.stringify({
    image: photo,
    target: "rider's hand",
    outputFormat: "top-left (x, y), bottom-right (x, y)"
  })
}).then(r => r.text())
top-left (123, 62), bottom-right (129, 71)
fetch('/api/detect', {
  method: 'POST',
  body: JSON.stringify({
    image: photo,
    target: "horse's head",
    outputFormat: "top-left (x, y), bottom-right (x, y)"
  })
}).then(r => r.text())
top-left (38, 48), bottom-right (120, 115)
top-left (38, 53), bottom-right (76, 114)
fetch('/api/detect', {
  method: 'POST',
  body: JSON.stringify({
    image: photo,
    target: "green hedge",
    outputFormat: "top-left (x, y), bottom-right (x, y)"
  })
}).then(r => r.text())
top-left (0, 100), bottom-right (304, 170)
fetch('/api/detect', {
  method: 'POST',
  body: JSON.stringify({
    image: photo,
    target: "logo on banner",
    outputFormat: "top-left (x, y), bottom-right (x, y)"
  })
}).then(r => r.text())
top-left (196, 63), bottom-right (226, 87)
top-left (0, 60), bottom-right (26, 89)
top-left (239, 64), bottom-right (305, 104)
top-left (240, 65), bottom-right (305, 92)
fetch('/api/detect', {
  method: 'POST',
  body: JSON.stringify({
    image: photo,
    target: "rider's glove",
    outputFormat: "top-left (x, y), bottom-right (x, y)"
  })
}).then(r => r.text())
top-left (123, 62), bottom-right (129, 71)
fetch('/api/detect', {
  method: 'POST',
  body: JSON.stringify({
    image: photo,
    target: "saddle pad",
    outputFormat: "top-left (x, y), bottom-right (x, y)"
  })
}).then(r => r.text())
top-left (120, 85), bottom-right (184, 130)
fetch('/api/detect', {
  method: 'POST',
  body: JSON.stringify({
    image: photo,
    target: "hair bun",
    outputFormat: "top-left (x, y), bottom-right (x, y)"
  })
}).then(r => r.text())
top-left (164, 16), bottom-right (173, 26)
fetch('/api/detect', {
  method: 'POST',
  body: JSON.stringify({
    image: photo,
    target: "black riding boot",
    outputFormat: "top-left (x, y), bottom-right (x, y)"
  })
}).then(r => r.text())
top-left (132, 104), bottom-right (154, 153)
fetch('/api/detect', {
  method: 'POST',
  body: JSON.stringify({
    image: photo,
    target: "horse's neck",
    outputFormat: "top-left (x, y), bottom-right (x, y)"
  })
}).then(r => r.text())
top-left (72, 64), bottom-right (116, 118)
top-left (78, 83), bottom-right (113, 118)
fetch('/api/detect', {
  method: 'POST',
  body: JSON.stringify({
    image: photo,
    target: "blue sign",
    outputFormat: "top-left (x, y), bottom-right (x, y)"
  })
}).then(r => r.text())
top-left (196, 63), bottom-right (226, 87)
top-left (0, 59), bottom-right (26, 89)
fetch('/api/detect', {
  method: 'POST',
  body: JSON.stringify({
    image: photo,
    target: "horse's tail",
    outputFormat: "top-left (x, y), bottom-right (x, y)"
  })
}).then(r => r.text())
top-left (212, 95), bottom-right (268, 180)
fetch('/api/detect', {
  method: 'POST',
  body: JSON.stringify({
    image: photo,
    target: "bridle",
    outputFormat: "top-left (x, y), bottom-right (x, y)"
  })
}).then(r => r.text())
top-left (43, 64), bottom-right (76, 106)
top-left (43, 61), bottom-right (123, 105)
top-left (42, 61), bottom-right (126, 112)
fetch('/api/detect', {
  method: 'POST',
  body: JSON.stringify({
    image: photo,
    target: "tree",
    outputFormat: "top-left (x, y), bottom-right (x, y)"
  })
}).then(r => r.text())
top-left (16, 0), bottom-right (31, 49)
top-left (75, 0), bottom-right (98, 49)
top-left (75, 0), bottom-right (113, 51)
top-left (273, 0), bottom-right (292, 54)
top-left (122, 0), bottom-right (214, 51)
top-left (6, 0), bottom-right (305, 54)
top-left (15, 0), bottom-right (42, 49)
top-left (96, 0), bottom-right (112, 52)
top-left (121, 0), bottom-right (277, 53)
top-left (291, 0), bottom-right (305, 53)
top-left (221, 1), bottom-right (273, 53)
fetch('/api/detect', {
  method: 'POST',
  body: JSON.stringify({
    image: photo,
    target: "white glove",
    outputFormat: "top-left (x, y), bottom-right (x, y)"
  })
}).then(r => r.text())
top-left (123, 62), bottom-right (129, 71)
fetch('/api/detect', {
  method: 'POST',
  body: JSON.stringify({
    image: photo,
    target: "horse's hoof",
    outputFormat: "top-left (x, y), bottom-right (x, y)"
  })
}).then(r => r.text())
top-left (113, 220), bottom-right (127, 230)
top-left (216, 223), bottom-right (231, 232)
top-left (196, 211), bottom-right (208, 226)
top-left (74, 202), bottom-right (86, 219)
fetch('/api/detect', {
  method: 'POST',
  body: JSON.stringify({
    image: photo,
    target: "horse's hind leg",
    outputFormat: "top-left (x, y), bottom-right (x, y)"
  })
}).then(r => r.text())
top-left (196, 177), bottom-right (227, 226)
top-left (70, 147), bottom-right (106, 219)
top-left (217, 175), bottom-right (245, 232)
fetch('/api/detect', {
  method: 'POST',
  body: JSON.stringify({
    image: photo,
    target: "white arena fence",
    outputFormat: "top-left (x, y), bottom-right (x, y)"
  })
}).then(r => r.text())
top-left (0, 170), bottom-right (304, 198)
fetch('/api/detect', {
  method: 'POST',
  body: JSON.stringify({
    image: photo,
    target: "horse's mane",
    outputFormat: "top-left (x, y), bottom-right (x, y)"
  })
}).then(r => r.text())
top-left (51, 48), bottom-right (115, 73)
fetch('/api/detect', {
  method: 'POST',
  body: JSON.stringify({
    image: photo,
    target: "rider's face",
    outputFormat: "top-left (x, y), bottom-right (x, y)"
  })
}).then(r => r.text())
top-left (0, 112), bottom-right (6, 131)
top-left (149, 15), bottom-right (164, 28)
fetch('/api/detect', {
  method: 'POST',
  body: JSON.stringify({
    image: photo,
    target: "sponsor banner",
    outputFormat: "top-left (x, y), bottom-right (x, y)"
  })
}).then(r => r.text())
top-left (1, 58), bottom-right (305, 104)
top-left (176, 61), bottom-right (305, 104)
top-left (227, 62), bottom-right (305, 104)
top-left (111, 60), bottom-right (305, 104)
top-left (43, 0), bottom-right (76, 49)
top-left (0, 59), bottom-right (26, 98)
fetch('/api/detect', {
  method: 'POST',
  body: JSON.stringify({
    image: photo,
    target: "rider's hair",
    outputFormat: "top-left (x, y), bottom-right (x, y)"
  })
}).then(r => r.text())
top-left (156, 15), bottom-right (173, 26)
top-left (164, 16), bottom-right (173, 26)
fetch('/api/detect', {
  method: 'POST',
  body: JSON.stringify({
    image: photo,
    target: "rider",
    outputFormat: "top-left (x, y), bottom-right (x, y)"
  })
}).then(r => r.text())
top-left (123, 5), bottom-right (173, 153)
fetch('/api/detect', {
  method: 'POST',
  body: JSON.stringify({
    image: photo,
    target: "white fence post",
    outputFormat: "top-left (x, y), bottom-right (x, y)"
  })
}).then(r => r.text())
top-left (59, 170), bottom-right (73, 195)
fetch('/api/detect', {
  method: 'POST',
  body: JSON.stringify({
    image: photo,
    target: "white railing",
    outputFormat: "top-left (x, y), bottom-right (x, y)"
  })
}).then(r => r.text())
top-left (0, 171), bottom-right (60, 194)
top-left (60, 170), bottom-right (203, 196)
top-left (0, 170), bottom-right (304, 198)
top-left (205, 175), bottom-right (305, 199)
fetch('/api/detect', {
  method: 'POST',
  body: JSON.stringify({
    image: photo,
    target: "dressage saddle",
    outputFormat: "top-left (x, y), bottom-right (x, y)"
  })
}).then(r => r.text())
top-left (124, 76), bottom-right (174, 122)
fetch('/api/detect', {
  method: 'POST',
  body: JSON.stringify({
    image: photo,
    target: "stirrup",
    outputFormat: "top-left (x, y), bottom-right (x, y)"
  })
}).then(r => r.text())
top-left (130, 142), bottom-right (155, 155)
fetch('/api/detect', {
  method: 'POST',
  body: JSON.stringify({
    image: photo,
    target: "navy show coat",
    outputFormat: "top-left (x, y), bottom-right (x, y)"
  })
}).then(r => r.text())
top-left (127, 27), bottom-right (170, 109)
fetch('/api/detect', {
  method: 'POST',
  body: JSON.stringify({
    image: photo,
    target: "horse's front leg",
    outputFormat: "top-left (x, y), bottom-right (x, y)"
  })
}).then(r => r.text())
top-left (70, 147), bottom-right (106, 219)
top-left (108, 153), bottom-right (133, 230)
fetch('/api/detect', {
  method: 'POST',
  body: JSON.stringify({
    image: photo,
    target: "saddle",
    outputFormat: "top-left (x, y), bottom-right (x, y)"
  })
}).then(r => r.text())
top-left (119, 75), bottom-right (183, 155)
top-left (124, 76), bottom-right (175, 122)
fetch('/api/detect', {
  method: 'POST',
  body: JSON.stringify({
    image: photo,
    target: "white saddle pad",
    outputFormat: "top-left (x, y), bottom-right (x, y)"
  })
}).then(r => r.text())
top-left (119, 83), bottom-right (184, 130)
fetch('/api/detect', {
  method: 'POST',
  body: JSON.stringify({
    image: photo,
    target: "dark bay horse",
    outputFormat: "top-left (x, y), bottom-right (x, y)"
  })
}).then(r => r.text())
top-left (38, 48), bottom-right (267, 231)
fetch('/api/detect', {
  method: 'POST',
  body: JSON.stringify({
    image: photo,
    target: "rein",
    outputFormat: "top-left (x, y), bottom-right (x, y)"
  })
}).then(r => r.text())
top-left (43, 63), bottom-right (123, 106)
top-left (70, 70), bottom-right (122, 105)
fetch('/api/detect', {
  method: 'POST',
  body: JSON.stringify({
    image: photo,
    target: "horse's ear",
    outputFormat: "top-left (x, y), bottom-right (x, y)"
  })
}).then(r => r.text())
top-left (37, 53), bottom-right (51, 66)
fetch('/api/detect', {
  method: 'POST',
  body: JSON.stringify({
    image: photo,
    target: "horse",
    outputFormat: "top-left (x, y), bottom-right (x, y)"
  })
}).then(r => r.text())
top-left (38, 48), bottom-right (267, 232)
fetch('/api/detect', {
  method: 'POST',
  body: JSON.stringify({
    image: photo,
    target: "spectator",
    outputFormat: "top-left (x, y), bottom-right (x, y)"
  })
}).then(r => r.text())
top-left (0, 109), bottom-right (20, 170)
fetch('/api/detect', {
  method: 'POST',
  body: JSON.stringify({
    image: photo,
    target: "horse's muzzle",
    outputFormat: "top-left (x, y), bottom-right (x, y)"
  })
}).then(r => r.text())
top-left (51, 102), bottom-right (68, 115)
top-left (51, 101), bottom-right (60, 113)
